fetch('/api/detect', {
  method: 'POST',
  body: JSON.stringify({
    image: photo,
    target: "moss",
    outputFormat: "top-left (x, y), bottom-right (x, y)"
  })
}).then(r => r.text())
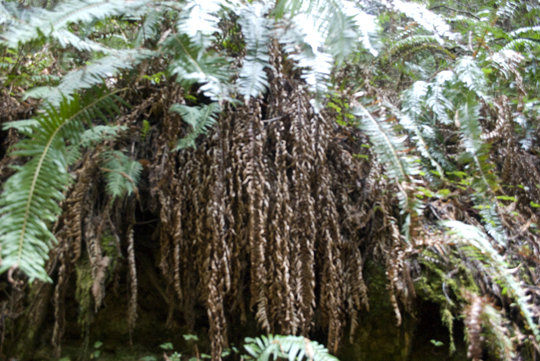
top-left (101, 232), bottom-right (120, 282)
top-left (75, 260), bottom-right (94, 330)
top-left (339, 260), bottom-right (416, 361)
top-left (414, 247), bottom-right (480, 357)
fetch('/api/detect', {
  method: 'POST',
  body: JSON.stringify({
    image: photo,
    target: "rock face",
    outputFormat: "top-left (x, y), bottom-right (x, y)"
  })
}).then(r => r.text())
top-left (10, 257), bottom-right (466, 361)
top-left (339, 261), bottom-right (468, 361)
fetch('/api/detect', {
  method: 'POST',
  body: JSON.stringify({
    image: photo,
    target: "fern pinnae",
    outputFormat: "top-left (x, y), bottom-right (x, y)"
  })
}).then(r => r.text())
top-left (25, 50), bottom-right (155, 105)
top-left (238, 1), bottom-right (272, 100)
top-left (0, 89), bottom-right (125, 280)
top-left (171, 102), bottom-right (220, 150)
top-left (386, 103), bottom-right (447, 180)
top-left (244, 335), bottom-right (340, 361)
top-left (166, 34), bottom-right (230, 100)
top-left (353, 102), bottom-right (408, 182)
top-left (509, 25), bottom-right (540, 37)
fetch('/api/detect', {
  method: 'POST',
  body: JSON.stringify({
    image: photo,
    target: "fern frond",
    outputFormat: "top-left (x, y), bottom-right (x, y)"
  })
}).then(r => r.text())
top-left (0, 2), bottom-right (35, 28)
top-left (502, 38), bottom-right (540, 51)
top-left (166, 34), bottom-right (231, 101)
top-left (475, 198), bottom-right (507, 246)
top-left (170, 102), bottom-right (220, 150)
top-left (101, 150), bottom-right (143, 200)
top-left (496, 0), bottom-right (520, 19)
top-left (456, 92), bottom-right (499, 195)
top-left (1, 0), bottom-right (148, 47)
top-left (509, 25), bottom-right (540, 37)
top-left (0, 89), bottom-right (124, 281)
top-left (454, 56), bottom-right (488, 98)
top-left (341, 1), bottom-right (379, 56)
top-left (388, 102), bottom-right (447, 179)
top-left (243, 335), bottom-right (339, 361)
top-left (443, 221), bottom-right (540, 343)
top-left (51, 29), bottom-right (111, 53)
top-left (237, 2), bottom-right (272, 101)
top-left (176, 0), bottom-right (231, 49)
top-left (386, 35), bottom-right (441, 58)
top-left (2, 119), bottom-right (40, 133)
top-left (24, 49), bottom-right (154, 105)
top-left (278, 14), bottom-right (333, 111)
top-left (317, 0), bottom-right (359, 62)
top-left (402, 80), bottom-right (428, 116)
top-left (426, 79), bottom-right (454, 125)
top-left (66, 124), bottom-right (127, 164)
top-left (353, 103), bottom-right (420, 182)
top-left (391, 0), bottom-right (456, 43)
top-left (135, 10), bottom-right (161, 47)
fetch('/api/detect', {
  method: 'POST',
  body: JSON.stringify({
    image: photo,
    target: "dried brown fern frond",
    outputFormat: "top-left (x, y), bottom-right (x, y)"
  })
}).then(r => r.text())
top-left (289, 88), bottom-right (317, 336)
top-left (127, 212), bottom-right (138, 344)
top-left (463, 292), bottom-right (516, 361)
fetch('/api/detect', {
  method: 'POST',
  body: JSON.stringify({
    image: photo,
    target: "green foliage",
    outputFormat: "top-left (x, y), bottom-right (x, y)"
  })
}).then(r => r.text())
top-left (443, 220), bottom-right (540, 343)
top-left (165, 34), bottom-right (231, 101)
top-left (237, 2), bottom-right (272, 101)
top-left (141, 120), bottom-right (151, 141)
top-left (100, 150), bottom-right (143, 200)
top-left (2, 0), bottom-right (540, 354)
top-left (171, 102), bottom-right (221, 150)
top-left (353, 103), bottom-right (420, 183)
top-left (243, 335), bottom-right (339, 361)
top-left (0, 89), bottom-right (124, 281)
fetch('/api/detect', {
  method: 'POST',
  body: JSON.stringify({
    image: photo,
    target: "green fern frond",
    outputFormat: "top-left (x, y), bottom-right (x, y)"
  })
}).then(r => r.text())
top-left (135, 10), bottom-right (161, 47)
top-left (391, 0), bottom-right (457, 43)
top-left (509, 25), bottom-right (540, 37)
top-left (243, 335), bottom-right (339, 361)
top-left (176, 0), bottom-right (229, 49)
top-left (171, 102), bottom-right (221, 150)
top-left (353, 103), bottom-right (420, 182)
top-left (52, 28), bottom-right (111, 53)
top-left (427, 73), bottom-right (455, 125)
top-left (0, 2), bottom-right (34, 28)
top-left (66, 125), bottom-right (127, 164)
top-left (166, 34), bottom-right (231, 101)
top-left (457, 91), bottom-right (484, 155)
top-left (2, 119), bottom-right (40, 133)
top-left (388, 103), bottom-right (447, 179)
top-left (456, 92), bottom-right (498, 194)
top-left (385, 35), bottom-right (441, 58)
top-left (278, 15), bottom-right (333, 111)
top-left (496, 0), bottom-right (521, 19)
top-left (24, 49), bottom-right (155, 105)
top-left (454, 56), bottom-right (488, 98)
top-left (502, 38), bottom-right (540, 51)
top-left (101, 150), bottom-right (143, 200)
top-left (475, 198), bottom-right (507, 246)
top-left (1, 0), bottom-right (148, 47)
top-left (237, 2), bottom-right (272, 101)
top-left (318, 0), bottom-right (360, 62)
top-left (443, 221), bottom-right (540, 343)
top-left (0, 89), bottom-right (124, 281)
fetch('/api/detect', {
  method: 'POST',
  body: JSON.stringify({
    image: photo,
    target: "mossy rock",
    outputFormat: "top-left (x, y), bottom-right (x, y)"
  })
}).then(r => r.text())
top-left (338, 261), bottom-right (468, 361)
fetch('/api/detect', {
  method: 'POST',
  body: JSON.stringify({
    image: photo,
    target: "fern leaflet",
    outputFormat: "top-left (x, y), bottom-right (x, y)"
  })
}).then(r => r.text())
top-left (171, 102), bottom-right (221, 150)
